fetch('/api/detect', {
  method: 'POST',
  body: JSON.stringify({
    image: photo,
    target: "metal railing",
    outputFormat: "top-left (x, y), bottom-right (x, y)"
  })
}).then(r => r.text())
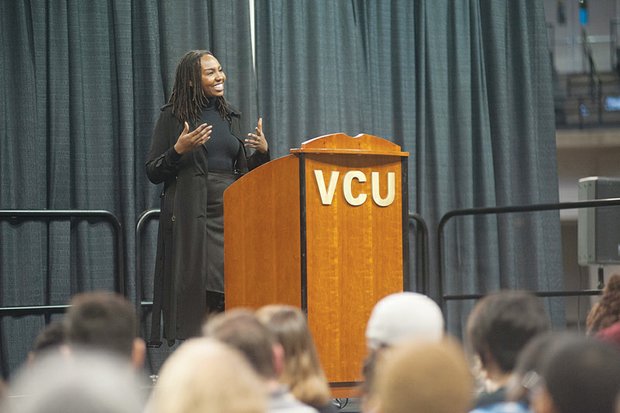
top-left (135, 210), bottom-right (430, 329)
top-left (0, 210), bottom-right (125, 318)
top-left (3, 198), bottom-right (614, 326)
top-left (436, 198), bottom-right (620, 308)
top-left (583, 29), bottom-right (602, 97)
top-left (135, 209), bottom-right (160, 319)
top-left (409, 212), bottom-right (429, 295)
top-left (581, 28), bottom-right (603, 126)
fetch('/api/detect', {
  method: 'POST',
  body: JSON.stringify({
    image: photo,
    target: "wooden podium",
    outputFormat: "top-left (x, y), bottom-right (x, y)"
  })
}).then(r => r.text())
top-left (224, 133), bottom-right (409, 397)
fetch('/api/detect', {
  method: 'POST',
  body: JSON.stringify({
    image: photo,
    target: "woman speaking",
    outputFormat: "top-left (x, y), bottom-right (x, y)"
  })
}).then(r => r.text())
top-left (146, 50), bottom-right (269, 344)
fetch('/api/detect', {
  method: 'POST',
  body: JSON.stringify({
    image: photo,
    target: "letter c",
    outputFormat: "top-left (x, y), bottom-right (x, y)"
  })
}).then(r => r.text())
top-left (343, 170), bottom-right (367, 206)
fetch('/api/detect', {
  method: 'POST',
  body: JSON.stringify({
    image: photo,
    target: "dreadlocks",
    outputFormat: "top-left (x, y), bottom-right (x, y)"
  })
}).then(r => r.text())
top-left (169, 50), bottom-right (232, 124)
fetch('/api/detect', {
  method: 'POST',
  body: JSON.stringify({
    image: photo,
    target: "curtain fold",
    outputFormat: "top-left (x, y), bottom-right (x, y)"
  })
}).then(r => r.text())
top-left (0, 0), bottom-right (254, 378)
top-left (255, 0), bottom-right (563, 333)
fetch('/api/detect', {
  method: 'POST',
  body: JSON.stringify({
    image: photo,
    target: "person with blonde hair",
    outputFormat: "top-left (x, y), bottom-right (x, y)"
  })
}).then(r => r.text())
top-left (148, 337), bottom-right (268, 413)
top-left (203, 309), bottom-right (318, 413)
top-left (256, 305), bottom-right (337, 413)
top-left (373, 338), bottom-right (474, 413)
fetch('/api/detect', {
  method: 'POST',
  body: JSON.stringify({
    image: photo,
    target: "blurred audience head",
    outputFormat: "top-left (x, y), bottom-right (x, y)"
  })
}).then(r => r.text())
top-left (373, 338), bottom-right (473, 413)
top-left (148, 337), bottom-right (267, 413)
top-left (506, 331), bottom-right (575, 404)
top-left (466, 290), bottom-right (550, 379)
top-left (256, 304), bottom-right (331, 408)
top-left (587, 273), bottom-right (620, 334)
top-left (27, 320), bottom-right (67, 363)
top-left (4, 349), bottom-right (147, 413)
top-left (203, 308), bottom-right (280, 380)
top-left (530, 335), bottom-right (620, 413)
top-left (365, 292), bottom-right (444, 350)
top-left (64, 291), bottom-right (145, 369)
top-left (362, 292), bottom-right (444, 400)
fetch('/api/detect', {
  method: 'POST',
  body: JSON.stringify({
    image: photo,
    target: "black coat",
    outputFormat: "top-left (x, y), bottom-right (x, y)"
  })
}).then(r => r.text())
top-left (146, 104), bottom-right (269, 343)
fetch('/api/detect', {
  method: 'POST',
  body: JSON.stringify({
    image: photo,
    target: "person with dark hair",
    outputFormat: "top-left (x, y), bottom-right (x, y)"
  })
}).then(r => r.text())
top-left (504, 332), bottom-right (563, 406)
top-left (64, 291), bottom-right (145, 369)
top-left (203, 309), bottom-right (317, 413)
top-left (587, 273), bottom-right (620, 334)
top-left (146, 50), bottom-right (270, 344)
top-left (466, 291), bottom-right (551, 411)
top-left (529, 335), bottom-right (620, 413)
top-left (470, 332), bottom-right (573, 413)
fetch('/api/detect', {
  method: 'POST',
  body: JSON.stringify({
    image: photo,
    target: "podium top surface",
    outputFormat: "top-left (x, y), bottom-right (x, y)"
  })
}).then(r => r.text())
top-left (290, 133), bottom-right (408, 157)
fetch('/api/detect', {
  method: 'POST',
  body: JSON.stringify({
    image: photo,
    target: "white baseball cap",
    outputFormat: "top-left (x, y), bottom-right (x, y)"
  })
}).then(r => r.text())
top-left (365, 292), bottom-right (444, 349)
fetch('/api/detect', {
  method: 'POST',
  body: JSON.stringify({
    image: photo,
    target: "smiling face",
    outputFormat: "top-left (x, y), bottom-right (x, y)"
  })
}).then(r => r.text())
top-left (200, 54), bottom-right (226, 97)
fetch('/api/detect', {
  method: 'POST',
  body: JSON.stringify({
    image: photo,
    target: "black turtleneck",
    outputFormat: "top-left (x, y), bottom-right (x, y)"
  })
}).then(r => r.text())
top-left (199, 99), bottom-right (241, 172)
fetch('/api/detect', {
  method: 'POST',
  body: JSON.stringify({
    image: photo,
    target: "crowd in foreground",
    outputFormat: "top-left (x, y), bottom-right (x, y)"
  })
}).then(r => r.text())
top-left (2, 274), bottom-right (620, 413)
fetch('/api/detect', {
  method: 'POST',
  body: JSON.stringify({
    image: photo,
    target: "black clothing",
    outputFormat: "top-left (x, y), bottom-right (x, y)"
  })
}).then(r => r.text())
top-left (205, 290), bottom-right (225, 314)
top-left (200, 100), bottom-right (240, 172)
top-left (146, 103), bottom-right (269, 343)
top-left (205, 171), bottom-right (235, 292)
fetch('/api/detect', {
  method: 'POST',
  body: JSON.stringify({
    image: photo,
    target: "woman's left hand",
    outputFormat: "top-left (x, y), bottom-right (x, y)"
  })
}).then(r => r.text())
top-left (245, 117), bottom-right (269, 153)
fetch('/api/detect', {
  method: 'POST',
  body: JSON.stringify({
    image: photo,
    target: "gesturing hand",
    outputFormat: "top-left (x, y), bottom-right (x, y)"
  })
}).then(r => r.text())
top-left (245, 117), bottom-right (269, 154)
top-left (174, 122), bottom-right (212, 155)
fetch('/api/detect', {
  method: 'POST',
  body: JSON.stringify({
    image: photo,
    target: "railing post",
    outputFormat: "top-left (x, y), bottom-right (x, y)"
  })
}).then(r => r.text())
top-left (408, 213), bottom-right (429, 296)
top-left (135, 209), bottom-right (160, 330)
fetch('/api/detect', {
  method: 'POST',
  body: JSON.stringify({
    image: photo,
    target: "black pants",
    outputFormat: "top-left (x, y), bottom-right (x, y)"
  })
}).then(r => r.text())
top-left (206, 290), bottom-right (225, 314)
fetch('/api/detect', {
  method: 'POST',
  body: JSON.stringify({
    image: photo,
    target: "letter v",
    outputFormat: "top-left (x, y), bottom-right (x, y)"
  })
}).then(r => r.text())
top-left (314, 170), bottom-right (340, 205)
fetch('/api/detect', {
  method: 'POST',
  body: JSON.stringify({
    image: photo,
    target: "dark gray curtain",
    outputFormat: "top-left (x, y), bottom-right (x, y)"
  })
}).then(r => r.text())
top-left (1, 0), bottom-right (562, 377)
top-left (0, 0), bottom-right (254, 378)
top-left (255, 0), bottom-right (563, 333)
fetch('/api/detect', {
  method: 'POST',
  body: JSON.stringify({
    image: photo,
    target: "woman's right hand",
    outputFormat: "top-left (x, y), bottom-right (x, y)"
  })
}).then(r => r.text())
top-left (173, 122), bottom-right (212, 154)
